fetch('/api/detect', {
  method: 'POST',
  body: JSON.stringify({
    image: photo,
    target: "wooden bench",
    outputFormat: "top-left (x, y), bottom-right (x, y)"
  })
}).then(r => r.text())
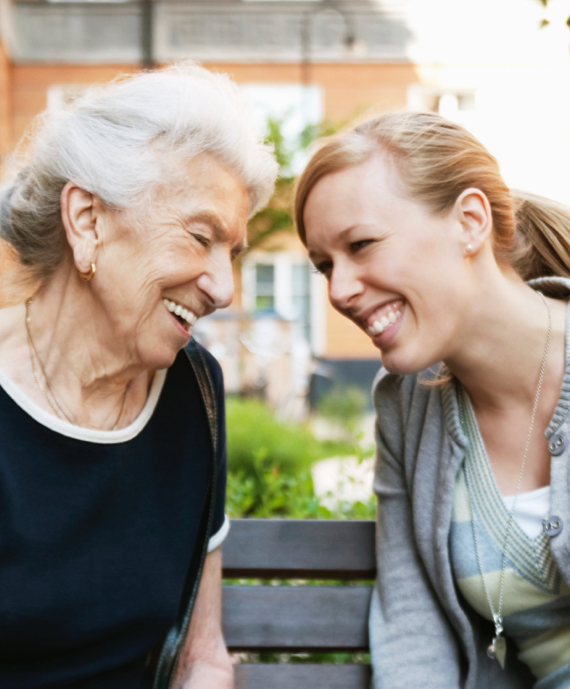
top-left (222, 519), bottom-right (376, 689)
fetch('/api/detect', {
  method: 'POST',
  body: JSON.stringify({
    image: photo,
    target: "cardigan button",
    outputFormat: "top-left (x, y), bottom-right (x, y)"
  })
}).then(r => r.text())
top-left (548, 433), bottom-right (566, 456)
top-left (542, 516), bottom-right (563, 537)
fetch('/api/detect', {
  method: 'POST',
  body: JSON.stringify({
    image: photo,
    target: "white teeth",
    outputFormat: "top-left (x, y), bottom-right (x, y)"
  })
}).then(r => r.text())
top-left (163, 298), bottom-right (198, 327)
top-left (368, 305), bottom-right (403, 337)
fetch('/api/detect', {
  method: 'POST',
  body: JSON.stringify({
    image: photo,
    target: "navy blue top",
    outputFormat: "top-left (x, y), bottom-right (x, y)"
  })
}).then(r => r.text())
top-left (0, 344), bottom-right (227, 689)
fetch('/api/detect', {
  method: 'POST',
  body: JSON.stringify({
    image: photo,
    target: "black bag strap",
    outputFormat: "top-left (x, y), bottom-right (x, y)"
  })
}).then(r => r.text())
top-left (152, 338), bottom-right (219, 689)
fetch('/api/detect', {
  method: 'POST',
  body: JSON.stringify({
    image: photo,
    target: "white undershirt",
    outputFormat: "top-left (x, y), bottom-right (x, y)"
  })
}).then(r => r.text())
top-left (502, 485), bottom-right (551, 539)
top-left (0, 364), bottom-right (167, 444)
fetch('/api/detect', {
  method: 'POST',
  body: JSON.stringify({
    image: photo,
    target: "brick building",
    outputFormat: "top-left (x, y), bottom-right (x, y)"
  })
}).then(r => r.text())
top-left (0, 0), bottom-right (569, 408)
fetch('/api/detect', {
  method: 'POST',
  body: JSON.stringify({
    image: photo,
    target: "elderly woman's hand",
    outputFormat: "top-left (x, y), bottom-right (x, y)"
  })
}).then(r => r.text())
top-left (173, 549), bottom-right (233, 689)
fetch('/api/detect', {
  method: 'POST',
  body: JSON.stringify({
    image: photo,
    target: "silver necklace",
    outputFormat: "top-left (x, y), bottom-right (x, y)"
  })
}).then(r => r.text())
top-left (461, 291), bottom-right (551, 670)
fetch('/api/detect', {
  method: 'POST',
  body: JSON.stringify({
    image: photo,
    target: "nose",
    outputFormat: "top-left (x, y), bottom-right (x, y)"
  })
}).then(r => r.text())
top-left (328, 259), bottom-right (364, 313)
top-left (196, 249), bottom-right (235, 310)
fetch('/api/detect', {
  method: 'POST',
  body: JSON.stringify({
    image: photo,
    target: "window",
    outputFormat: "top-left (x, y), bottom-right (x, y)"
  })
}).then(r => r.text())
top-left (47, 85), bottom-right (89, 110)
top-left (292, 263), bottom-right (311, 342)
top-left (240, 83), bottom-right (323, 175)
top-left (243, 254), bottom-right (316, 347)
top-left (407, 85), bottom-right (477, 128)
top-left (255, 264), bottom-right (275, 311)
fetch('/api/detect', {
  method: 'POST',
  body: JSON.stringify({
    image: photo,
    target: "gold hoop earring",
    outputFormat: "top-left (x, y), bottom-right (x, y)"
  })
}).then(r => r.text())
top-left (79, 262), bottom-right (96, 282)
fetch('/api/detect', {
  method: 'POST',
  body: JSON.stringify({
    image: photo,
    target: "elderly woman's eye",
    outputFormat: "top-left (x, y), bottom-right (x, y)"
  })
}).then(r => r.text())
top-left (312, 261), bottom-right (332, 276)
top-left (349, 239), bottom-right (373, 253)
top-left (192, 233), bottom-right (209, 247)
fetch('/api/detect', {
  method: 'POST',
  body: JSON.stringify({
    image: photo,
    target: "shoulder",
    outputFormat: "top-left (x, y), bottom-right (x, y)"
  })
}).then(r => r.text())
top-left (180, 340), bottom-right (224, 396)
top-left (196, 342), bottom-right (224, 387)
top-left (372, 365), bottom-right (449, 452)
top-left (373, 365), bottom-right (442, 423)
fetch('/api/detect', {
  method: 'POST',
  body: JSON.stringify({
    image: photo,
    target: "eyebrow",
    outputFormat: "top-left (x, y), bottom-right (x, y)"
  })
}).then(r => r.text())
top-left (186, 210), bottom-right (248, 257)
top-left (307, 224), bottom-right (360, 260)
top-left (308, 223), bottom-right (389, 259)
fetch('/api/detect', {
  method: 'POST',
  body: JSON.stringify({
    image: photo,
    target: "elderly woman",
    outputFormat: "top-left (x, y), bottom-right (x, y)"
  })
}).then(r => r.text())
top-left (0, 64), bottom-right (277, 689)
top-left (295, 112), bottom-right (570, 688)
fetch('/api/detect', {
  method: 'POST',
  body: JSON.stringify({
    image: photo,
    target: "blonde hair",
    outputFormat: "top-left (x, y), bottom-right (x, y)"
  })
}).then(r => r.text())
top-left (294, 110), bottom-right (570, 281)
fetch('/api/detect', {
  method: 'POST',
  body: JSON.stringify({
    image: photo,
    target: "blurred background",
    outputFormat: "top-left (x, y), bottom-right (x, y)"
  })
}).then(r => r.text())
top-left (1, 0), bottom-right (569, 518)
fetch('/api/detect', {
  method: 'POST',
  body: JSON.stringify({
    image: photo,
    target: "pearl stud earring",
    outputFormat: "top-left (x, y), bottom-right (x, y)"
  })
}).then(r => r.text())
top-left (466, 243), bottom-right (473, 253)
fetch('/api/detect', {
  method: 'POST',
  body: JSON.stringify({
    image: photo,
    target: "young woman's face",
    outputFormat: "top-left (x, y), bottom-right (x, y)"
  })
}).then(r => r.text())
top-left (303, 153), bottom-right (471, 375)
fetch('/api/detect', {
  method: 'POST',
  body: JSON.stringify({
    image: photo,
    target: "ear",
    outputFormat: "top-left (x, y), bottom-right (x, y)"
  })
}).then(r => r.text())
top-left (60, 181), bottom-right (100, 273)
top-left (453, 188), bottom-right (493, 256)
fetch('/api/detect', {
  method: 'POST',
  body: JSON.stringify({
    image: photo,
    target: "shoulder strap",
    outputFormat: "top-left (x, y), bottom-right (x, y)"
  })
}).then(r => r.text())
top-left (152, 338), bottom-right (219, 689)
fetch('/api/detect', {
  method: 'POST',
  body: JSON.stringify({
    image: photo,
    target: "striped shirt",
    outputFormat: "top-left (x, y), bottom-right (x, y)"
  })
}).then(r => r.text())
top-left (450, 386), bottom-right (570, 688)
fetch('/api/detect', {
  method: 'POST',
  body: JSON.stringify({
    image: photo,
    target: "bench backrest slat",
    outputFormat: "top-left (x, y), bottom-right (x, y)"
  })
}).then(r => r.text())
top-left (222, 518), bottom-right (376, 579)
top-left (234, 663), bottom-right (372, 689)
top-left (222, 518), bottom-right (376, 689)
top-left (223, 585), bottom-right (372, 651)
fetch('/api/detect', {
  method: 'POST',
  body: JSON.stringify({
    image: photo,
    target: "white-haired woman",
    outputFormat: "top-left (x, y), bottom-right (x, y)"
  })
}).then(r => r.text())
top-left (0, 64), bottom-right (277, 689)
top-left (295, 112), bottom-right (570, 688)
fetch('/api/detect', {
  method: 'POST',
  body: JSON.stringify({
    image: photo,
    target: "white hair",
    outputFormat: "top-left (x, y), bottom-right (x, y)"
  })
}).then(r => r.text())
top-left (0, 62), bottom-right (278, 279)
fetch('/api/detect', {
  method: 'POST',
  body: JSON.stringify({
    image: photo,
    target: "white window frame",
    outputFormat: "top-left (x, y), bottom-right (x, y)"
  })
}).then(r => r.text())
top-left (407, 85), bottom-right (478, 128)
top-left (242, 252), bottom-right (326, 356)
top-left (46, 84), bottom-right (89, 111)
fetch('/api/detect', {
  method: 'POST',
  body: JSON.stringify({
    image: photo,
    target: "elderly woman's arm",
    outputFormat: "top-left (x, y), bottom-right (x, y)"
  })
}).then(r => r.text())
top-left (173, 547), bottom-right (233, 689)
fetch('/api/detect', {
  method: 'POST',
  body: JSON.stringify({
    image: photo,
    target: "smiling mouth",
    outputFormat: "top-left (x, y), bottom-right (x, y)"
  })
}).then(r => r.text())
top-left (364, 300), bottom-right (403, 337)
top-left (163, 298), bottom-right (198, 332)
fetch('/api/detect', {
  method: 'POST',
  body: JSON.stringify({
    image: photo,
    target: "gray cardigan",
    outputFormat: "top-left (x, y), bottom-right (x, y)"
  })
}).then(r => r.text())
top-left (369, 277), bottom-right (570, 689)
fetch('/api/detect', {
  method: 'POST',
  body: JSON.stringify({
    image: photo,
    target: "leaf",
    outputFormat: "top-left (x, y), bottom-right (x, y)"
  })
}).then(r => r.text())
top-left (540, 18), bottom-right (550, 27)
top-left (566, 14), bottom-right (570, 27)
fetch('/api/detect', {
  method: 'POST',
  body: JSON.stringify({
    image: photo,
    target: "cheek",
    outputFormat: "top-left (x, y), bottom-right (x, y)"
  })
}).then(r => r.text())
top-left (161, 240), bottom-right (207, 284)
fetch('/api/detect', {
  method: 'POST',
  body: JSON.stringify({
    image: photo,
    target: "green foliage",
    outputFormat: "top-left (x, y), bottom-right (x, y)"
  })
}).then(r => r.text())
top-left (246, 117), bottom-right (339, 250)
top-left (226, 397), bottom-right (348, 517)
top-left (242, 652), bottom-right (371, 665)
top-left (225, 397), bottom-right (375, 519)
top-left (317, 385), bottom-right (368, 430)
top-left (227, 397), bottom-right (348, 476)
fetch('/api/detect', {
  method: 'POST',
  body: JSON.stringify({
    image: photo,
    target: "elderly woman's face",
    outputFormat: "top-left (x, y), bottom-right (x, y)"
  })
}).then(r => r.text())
top-left (93, 153), bottom-right (249, 370)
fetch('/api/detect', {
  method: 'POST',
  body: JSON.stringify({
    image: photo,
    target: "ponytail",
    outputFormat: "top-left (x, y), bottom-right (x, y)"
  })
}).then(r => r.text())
top-left (510, 190), bottom-right (570, 282)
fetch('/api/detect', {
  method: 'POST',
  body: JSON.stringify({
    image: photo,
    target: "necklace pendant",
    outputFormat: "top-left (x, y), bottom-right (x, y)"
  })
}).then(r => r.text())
top-left (487, 634), bottom-right (507, 670)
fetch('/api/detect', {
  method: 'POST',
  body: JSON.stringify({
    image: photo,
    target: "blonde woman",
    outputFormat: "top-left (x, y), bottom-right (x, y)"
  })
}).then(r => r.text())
top-left (294, 112), bottom-right (570, 688)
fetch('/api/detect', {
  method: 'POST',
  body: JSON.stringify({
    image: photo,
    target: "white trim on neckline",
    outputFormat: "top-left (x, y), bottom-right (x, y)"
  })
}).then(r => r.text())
top-left (0, 365), bottom-right (167, 444)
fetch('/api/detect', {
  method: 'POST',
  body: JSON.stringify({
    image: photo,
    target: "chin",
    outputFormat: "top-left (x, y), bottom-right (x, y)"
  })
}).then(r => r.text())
top-left (140, 342), bottom-right (182, 372)
top-left (380, 347), bottom-right (438, 377)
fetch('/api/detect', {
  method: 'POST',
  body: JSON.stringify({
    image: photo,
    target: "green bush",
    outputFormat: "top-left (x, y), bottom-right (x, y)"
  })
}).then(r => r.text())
top-left (317, 385), bottom-right (368, 430)
top-left (225, 397), bottom-right (375, 519)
